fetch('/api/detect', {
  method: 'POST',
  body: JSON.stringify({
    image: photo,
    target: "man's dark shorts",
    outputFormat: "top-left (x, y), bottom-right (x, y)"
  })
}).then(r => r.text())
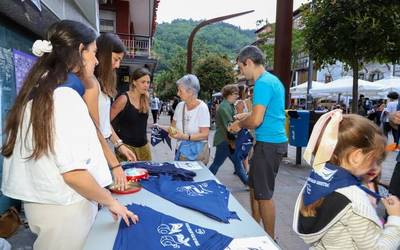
top-left (249, 141), bottom-right (288, 200)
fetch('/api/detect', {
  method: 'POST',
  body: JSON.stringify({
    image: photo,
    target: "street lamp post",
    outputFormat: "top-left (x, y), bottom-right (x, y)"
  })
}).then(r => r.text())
top-left (273, 0), bottom-right (294, 108)
top-left (186, 10), bottom-right (254, 73)
top-left (306, 56), bottom-right (313, 110)
top-left (274, 0), bottom-right (296, 162)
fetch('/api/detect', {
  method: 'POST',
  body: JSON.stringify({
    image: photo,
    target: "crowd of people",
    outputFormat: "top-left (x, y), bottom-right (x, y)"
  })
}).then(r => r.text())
top-left (359, 93), bottom-right (400, 147)
top-left (1, 19), bottom-right (400, 250)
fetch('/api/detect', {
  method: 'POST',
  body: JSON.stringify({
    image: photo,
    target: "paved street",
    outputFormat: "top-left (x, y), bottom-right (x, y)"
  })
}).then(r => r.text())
top-left (9, 113), bottom-right (398, 250)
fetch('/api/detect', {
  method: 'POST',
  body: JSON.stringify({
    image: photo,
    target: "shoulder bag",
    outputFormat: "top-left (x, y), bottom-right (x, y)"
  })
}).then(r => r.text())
top-left (175, 104), bottom-right (210, 165)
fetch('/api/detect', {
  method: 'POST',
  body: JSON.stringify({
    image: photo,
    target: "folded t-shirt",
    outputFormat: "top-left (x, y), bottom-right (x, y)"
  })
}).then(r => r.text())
top-left (113, 203), bottom-right (233, 250)
top-left (141, 176), bottom-right (240, 223)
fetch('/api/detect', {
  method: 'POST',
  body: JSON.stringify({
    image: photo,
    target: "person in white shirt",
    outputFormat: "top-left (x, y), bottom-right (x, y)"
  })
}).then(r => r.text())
top-left (170, 74), bottom-right (210, 163)
top-left (1, 20), bottom-right (138, 250)
top-left (83, 33), bottom-right (137, 191)
top-left (151, 93), bottom-right (161, 124)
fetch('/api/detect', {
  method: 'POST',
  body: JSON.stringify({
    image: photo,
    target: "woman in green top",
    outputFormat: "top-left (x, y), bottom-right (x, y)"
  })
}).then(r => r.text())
top-left (209, 84), bottom-right (248, 185)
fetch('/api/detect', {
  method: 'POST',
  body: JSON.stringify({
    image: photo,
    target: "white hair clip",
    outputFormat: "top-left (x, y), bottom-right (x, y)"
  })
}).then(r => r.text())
top-left (32, 40), bottom-right (53, 57)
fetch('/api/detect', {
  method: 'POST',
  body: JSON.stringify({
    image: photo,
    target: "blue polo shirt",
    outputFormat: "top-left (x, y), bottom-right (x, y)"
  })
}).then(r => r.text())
top-left (253, 71), bottom-right (287, 143)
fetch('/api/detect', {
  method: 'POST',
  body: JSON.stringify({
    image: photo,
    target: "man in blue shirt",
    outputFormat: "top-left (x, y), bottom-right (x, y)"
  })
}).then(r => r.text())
top-left (229, 46), bottom-right (288, 239)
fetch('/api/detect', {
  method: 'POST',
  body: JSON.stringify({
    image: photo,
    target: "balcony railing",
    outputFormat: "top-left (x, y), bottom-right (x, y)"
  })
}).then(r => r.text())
top-left (117, 34), bottom-right (152, 58)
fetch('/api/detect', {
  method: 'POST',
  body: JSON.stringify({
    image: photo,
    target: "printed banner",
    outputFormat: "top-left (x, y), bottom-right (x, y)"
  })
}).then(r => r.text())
top-left (12, 49), bottom-right (37, 94)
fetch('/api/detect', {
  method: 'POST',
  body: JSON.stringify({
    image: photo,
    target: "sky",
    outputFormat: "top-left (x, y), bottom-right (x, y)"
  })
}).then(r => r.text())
top-left (157, 0), bottom-right (310, 30)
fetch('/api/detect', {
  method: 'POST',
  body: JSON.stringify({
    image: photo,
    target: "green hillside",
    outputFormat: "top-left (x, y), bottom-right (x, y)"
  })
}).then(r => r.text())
top-left (153, 19), bottom-right (256, 72)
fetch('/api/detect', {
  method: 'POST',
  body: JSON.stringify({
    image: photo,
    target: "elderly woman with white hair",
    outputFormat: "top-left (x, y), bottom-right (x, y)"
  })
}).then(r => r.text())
top-left (170, 74), bottom-right (210, 163)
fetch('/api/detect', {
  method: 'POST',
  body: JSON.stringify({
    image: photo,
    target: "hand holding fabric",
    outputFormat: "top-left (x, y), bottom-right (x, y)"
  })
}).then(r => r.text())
top-left (228, 120), bottom-right (241, 133)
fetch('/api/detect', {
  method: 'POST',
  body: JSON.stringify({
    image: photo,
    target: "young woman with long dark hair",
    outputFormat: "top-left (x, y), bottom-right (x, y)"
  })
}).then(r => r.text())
top-left (1, 20), bottom-right (138, 250)
top-left (83, 32), bottom-right (136, 191)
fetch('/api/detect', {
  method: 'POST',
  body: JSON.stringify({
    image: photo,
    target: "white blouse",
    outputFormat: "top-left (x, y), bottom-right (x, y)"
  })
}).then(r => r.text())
top-left (173, 101), bottom-right (210, 135)
top-left (98, 87), bottom-right (112, 138)
top-left (1, 87), bottom-right (112, 205)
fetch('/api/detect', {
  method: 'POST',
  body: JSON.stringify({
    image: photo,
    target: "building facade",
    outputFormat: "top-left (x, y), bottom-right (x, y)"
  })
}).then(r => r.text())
top-left (99, 0), bottom-right (159, 94)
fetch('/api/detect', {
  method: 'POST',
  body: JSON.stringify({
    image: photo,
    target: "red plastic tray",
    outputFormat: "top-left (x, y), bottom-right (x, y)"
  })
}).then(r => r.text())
top-left (109, 182), bottom-right (142, 195)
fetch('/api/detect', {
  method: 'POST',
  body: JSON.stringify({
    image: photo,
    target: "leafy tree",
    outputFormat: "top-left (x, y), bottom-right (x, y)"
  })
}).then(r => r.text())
top-left (257, 22), bottom-right (305, 71)
top-left (153, 19), bottom-right (250, 100)
top-left (257, 22), bottom-right (275, 69)
top-left (153, 44), bottom-right (214, 100)
top-left (291, 28), bottom-right (306, 65)
top-left (302, 0), bottom-right (400, 113)
top-left (153, 19), bottom-right (255, 72)
top-left (194, 54), bottom-right (235, 100)
top-left (377, 5), bottom-right (400, 70)
top-left (153, 70), bottom-right (177, 100)
top-left (153, 48), bottom-right (187, 100)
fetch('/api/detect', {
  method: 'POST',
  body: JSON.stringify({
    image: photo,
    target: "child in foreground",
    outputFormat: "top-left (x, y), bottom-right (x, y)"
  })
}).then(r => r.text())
top-left (292, 110), bottom-right (400, 249)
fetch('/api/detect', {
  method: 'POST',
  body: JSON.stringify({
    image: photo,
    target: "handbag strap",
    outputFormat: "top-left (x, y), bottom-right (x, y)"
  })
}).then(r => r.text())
top-left (182, 103), bottom-right (186, 134)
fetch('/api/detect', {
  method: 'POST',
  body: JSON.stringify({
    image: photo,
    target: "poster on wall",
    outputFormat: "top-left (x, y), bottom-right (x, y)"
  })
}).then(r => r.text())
top-left (0, 47), bottom-right (18, 213)
top-left (12, 49), bottom-right (37, 94)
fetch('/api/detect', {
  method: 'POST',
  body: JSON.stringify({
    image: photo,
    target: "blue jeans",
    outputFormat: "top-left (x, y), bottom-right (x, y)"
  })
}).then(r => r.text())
top-left (209, 141), bottom-right (248, 185)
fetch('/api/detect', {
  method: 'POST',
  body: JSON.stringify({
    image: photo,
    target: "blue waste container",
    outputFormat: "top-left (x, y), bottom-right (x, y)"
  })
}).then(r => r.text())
top-left (288, 110), bottom-right (310, 147)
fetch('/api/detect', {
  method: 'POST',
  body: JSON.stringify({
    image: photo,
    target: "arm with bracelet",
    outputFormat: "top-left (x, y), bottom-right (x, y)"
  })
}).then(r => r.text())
top-left (173, 128), bottom-right (208, 141)
top-left (110, 127), bottom-right (137, 162)
top-left (82, 76), bottom-right (128, 191)
top-left (169, 103), bottom-right (209, 141)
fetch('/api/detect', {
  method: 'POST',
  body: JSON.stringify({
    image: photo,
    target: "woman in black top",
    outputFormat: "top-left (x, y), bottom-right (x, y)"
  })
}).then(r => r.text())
top-left (111, 68), bottom-right (152, 160)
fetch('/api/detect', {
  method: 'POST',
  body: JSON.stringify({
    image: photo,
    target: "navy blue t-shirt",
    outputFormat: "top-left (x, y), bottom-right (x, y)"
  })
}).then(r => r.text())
top-left (141, 176), bottom-right (240, 223)
top-left (151, 127), bottom-right (172, 149)
top-left (234, 129), bottom-right (254, 160)
top-left (123, 162), bottom-right (196, 181)
top-left (113, 204), bottom-right (233, 250)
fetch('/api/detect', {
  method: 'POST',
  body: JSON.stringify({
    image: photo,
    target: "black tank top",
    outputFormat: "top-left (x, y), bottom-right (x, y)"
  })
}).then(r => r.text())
top-left (112, 93), bottom-right (148, 147)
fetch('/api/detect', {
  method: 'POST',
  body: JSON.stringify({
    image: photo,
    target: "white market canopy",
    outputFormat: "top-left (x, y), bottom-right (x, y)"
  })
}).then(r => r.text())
top-left (290, 81), bottom-right (325, 98)
top-left (310, 76), bottom-right (384, 97)
top-left (374, 77), bottom-right (400, 96)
